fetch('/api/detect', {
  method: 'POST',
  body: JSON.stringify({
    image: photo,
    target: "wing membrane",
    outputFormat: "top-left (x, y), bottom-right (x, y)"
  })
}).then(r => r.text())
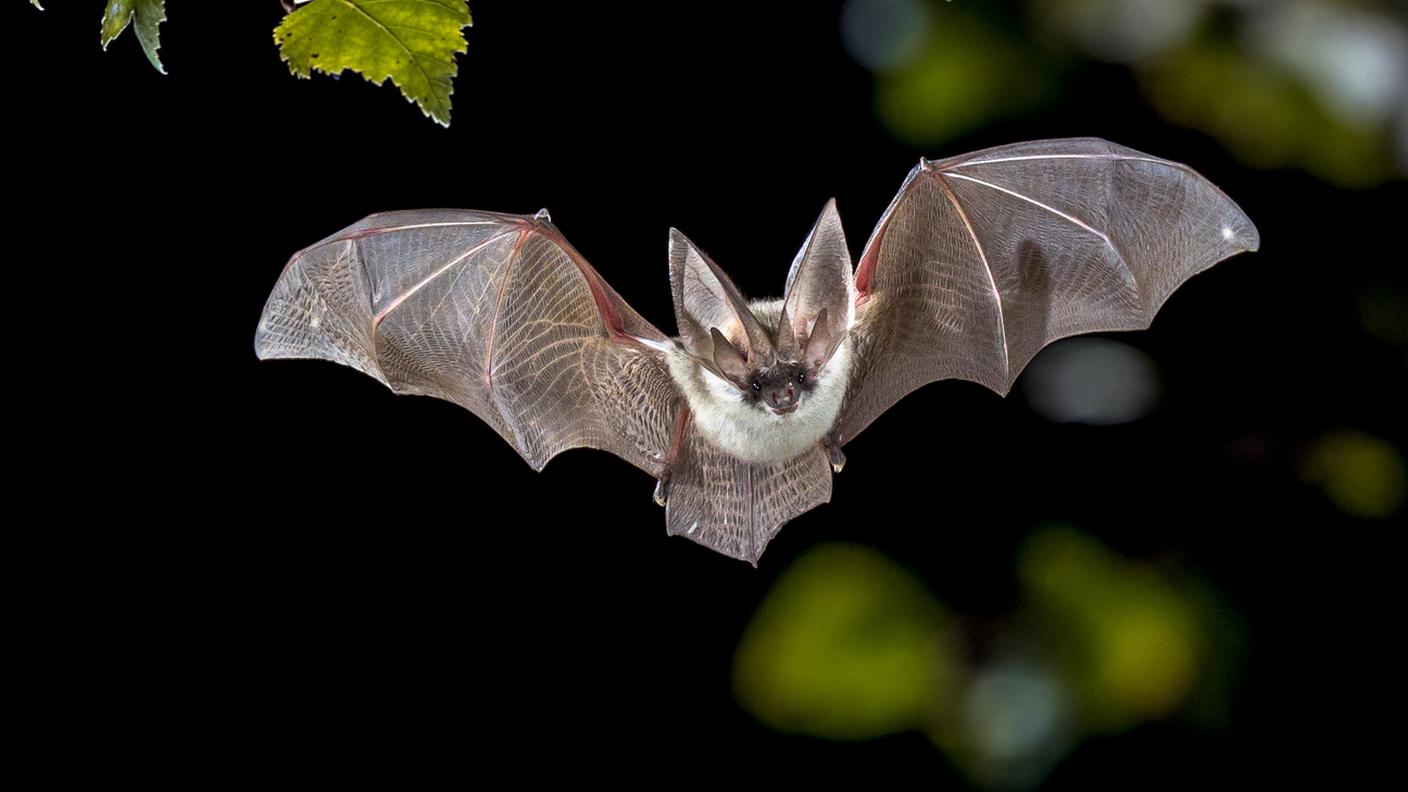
top-left (256, 210), bottom-right (679, 475)
top-left (839, 138), bottom-right (1259, 442)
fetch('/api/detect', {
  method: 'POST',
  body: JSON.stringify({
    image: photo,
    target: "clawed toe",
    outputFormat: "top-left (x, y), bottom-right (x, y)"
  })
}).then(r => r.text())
top-left (825, 434), bottom-right (846, 473)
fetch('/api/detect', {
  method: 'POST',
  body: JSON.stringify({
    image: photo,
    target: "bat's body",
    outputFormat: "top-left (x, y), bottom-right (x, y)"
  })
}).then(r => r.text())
top-left (256, 138), bottom-right (1259, 563)
top-left (664, 298), bottom-right (854, 464)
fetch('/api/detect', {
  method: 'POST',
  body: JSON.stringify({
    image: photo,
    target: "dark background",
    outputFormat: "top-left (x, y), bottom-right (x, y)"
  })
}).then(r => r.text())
top-left (15, 1), bottom-right (1405, 786)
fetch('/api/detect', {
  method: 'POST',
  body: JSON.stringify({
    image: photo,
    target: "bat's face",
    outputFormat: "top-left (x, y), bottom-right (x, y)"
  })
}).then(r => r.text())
top-left (737, 355), bottom-right (811, 415)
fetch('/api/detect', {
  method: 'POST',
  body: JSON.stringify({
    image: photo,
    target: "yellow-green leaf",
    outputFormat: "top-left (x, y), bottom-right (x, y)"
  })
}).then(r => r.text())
top-left (100, 0), bottom-right (166, 74)
top-left (274, 0), bottom-right (473, 127)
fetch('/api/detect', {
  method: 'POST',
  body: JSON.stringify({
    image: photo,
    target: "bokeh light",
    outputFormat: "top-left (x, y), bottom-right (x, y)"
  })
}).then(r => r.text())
top-left (1398, 102), bottom-right (1408, 170)
top-left (863, 4), bottom-right (1059, 146)
top-left (732, 543), bottom-right (964, 739)
top-left (840, 0), bottom-right (932, 71)
top-left (958, 661), bottom-right (1072, 789)
top-left (736, 530), bottom-right (1244, 788)
top-left (1302, 431), bottom-right (1408, 519)
top-left (846, 0), bottom-right (1408, 185)
top-left (1249, 0), bottom-right (1408, 129)
top-left (1141, 33), bottom-right (1398, 186)
top-left (1355, 284), bottom-right (1408, 351)
top-left (1019, 526), bottom-right (1203, 730)
top-left (1028, 0), bottom-right (1211, 63)
top-left (1020, 338), bottom-right (1161, 425)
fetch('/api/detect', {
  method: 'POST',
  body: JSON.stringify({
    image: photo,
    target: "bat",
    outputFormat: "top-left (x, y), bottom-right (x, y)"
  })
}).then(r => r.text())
top-left (255, 138), bottom-right (1259, 564)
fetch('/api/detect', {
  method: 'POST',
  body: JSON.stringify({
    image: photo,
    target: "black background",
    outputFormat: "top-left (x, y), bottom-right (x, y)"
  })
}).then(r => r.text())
top-left (14, 1), bottom-right (1405, 786)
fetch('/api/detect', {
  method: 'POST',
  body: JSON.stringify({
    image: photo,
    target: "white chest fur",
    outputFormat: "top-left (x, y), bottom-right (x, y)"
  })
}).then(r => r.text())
top-left (665, 335), bottom-right (851, 464)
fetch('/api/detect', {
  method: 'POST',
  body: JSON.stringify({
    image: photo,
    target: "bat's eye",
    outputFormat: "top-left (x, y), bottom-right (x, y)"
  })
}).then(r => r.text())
top-left (796, 371), bottom-right (806, 384)
top-left (751, 380), bottom-right (762, 392)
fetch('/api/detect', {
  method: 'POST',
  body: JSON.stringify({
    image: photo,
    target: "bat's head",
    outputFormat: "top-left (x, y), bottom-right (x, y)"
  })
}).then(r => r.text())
top-left (669, 201), bottom-right (856, 416)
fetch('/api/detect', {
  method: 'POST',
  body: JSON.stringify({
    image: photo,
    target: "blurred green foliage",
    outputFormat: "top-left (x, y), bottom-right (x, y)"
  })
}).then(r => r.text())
top-left (850, 0), bottom-right (1408, 186)
top-left (1019, 526), bottom-right (1202, 731)
top-left (1355, 285), bottom-right (1408, 350)
top-left (1302, 431), bottom-right (1407, 518)
top-left (1142, 42), bottom-right (1396, 187)
top-left (733, 543), bottom-right (963, 739)
top-left (872, 9), bottom-right (1061, 146)
top-left (735, 529), bottom-right (1245, 789)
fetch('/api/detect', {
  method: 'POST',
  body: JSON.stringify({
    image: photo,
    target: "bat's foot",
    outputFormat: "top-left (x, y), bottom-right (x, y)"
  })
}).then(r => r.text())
top-left (825, 434), bottom-right (846, 473)
top-left (653, 475), bottom-right (670, 507)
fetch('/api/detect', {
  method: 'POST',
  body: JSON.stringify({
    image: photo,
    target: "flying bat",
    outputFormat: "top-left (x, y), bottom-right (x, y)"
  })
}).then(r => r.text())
top-left (255, 138), bottom-right (1259, 564)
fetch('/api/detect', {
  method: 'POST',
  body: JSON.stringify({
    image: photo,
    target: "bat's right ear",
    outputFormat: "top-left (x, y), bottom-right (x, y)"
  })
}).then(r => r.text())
top-left (781, 200), bottom-right (855, 366)
top-left (669, 228), bottom-right (774, 365)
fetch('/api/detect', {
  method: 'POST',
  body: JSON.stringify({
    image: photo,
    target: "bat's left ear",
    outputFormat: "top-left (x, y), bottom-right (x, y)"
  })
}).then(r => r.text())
top-left (780, 199), bottom-right (855, 365)
top-left (669, 228), bottom-right (775, 365)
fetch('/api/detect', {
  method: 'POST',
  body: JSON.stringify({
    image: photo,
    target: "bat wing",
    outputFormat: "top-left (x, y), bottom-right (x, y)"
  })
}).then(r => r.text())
top-left (255, 209), bottom-right (679, 476)
top-left (666, 434), bottom-right (832, 566)
top-left (836, 138), bottom-right (1260, 443)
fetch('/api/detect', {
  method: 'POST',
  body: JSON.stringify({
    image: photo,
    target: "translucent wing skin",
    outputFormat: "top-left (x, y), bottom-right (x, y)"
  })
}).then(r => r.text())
top-left (254, 209), bottom-right (827, 564)
top-left (253, 137), bottom-right (1259, 563)
top-left (665, 430), bottom-right (833, 565)
top-left (255, 210), bottom-right (679, 476)
top-left (837, 138), bottom-right (1260, 443)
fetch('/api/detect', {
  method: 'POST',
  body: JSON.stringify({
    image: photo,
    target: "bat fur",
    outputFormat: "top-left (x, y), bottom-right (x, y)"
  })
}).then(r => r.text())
top-left (665, 299), bottom-right (853, 463)
top-left (255, 138), bottom-right (1260, 562)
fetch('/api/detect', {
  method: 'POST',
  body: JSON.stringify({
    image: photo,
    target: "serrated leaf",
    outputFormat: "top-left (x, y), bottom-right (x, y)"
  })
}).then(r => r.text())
top-left (100, 0), bottom-right (166, 74)
top-left (275, 0), bottom-right (473, 127)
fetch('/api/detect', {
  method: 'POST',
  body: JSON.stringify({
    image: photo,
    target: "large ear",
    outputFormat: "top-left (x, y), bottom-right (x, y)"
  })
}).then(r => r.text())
top-left (709, 328), bottom-right (752, 386)
top-left (781, 199), bottom-right (855, 367)
top-left (669, 229), bottom-right (774, 364)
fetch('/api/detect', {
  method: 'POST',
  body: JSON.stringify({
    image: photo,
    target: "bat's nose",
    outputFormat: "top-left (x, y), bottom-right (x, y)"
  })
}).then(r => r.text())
top-left (768, 383), bottom-right (798, 413)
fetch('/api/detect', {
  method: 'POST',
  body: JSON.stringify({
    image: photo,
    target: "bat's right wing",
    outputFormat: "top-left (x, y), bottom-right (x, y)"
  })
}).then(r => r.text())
top-left (835, 138), bottom-right (1259, 444)
top-left (255, 209), bottom-right (679, 477)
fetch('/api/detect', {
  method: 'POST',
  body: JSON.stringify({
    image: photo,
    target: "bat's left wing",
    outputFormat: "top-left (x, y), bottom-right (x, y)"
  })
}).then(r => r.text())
top-left (836, 138), bottom-right (1260, 443)
top-left (255, 209), bottom-right (680, 477)
top-left (256, 208), bottom-right (828, 565)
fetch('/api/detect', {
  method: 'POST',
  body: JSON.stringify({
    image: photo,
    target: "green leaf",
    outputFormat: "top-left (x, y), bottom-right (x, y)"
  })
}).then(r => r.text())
top-left (100, 0), bottom-right (166, 74)
top-left (275, 0), bottom-right (473, 127)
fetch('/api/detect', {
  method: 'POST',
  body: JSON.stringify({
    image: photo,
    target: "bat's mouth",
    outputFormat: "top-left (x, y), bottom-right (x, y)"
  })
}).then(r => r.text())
top-left (767, 403), bottom-right (799, 416)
